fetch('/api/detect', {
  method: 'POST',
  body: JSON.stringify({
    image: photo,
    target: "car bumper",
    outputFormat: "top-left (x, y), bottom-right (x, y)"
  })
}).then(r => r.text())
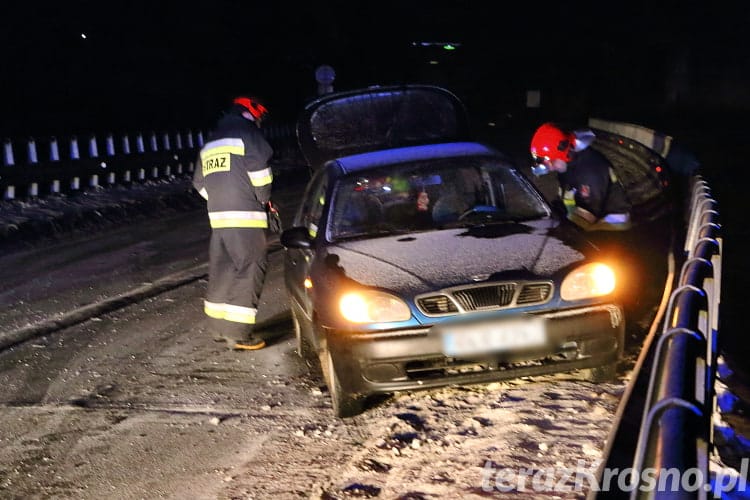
top-left (326, 304), bottom-right (625, 396)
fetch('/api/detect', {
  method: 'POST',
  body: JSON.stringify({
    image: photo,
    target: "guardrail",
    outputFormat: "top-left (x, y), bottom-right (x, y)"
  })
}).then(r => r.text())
top-left (630, 176), bottom-right (721, 498)
top-left (1, 123), bottom-right (298, 200)
top-left (592, 175), bottom-right (722, 499)
top-left (1, 131), bottom-right (204, 200)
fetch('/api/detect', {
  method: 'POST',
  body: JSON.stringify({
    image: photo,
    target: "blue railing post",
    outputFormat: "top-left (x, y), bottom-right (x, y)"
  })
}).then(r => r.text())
top-left (27, 137), bottom-right (38, 164)
top-left (70, 136), bottom-right (80, 160)
top-left (50, 137), bottom-right (60, 162)
top-left (88, 135), bottom-right (99, 158)
top-left (3, 139), bottom-right (14, 166)
top-left (106, 134), bottom-right (116, 156)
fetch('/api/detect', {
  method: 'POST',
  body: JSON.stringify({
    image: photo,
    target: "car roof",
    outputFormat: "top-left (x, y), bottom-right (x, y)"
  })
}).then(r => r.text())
top-left (332, 141), bottom-right (503, 175)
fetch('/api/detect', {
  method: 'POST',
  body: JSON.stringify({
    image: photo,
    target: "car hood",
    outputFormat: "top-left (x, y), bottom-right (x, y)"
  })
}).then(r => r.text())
top-left (319, 219), bottom-right (591, 294)
top-left (297, 85), bottom-right (469, 168)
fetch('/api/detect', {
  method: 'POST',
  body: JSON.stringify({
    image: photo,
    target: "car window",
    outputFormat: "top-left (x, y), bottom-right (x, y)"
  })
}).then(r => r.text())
top-left (328, 157), bottom-right (549, 240)
top-left (294, 168), bottom-right (328, 238)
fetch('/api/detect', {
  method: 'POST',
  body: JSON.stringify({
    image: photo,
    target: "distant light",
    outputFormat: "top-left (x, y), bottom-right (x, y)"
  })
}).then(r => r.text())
top-left (81, 33), bottom-right (87, 39)
top-left (487, 122), bottom-right (496, 127)
top-left (655, 165), bottom-right (662, 173)
top-left (428, 60), bottom-right (439, 65)
top-left (412, 41), bottom-right (462, 49)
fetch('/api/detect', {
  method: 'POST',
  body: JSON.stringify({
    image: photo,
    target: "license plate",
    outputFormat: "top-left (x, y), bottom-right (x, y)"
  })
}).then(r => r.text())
top-left (441, 317), bottom-right (546, 356)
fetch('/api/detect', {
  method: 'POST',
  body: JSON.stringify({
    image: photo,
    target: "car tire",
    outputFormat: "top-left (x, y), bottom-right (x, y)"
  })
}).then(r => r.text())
top-left (581, 362), bottom-right (618, 383)
top-left (320, 348), bottom-right (364, 418)
top-left (291, 305), bottom-right (313, 359)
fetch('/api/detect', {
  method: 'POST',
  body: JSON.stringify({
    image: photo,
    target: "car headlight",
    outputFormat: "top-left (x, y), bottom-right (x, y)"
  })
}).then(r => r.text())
top-left (339, 290), bottom-right (411, 323)
top-left (560, 262), bottom-right (616, 301)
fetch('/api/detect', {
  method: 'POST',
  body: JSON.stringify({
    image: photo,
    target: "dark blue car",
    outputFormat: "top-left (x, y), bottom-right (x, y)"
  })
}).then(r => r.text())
top-left (281, 86), bottom-right (624, 417)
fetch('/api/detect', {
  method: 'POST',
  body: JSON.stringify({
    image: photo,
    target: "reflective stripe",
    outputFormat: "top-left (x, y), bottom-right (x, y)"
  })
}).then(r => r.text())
top-left (562, 189), bottom-right (576, 210)
top-left (211, 219), bottom-right (268, 228)
top-left (223, 304), bottom-right (257, 324)
top-left (198, 187), bottom-right (208, 200)
top-left (201, 139), bottom-right (244, 176)
top-left (209, 210), bottom-right (268, 229)
top-left (608, 167), bottom-right (619, 183)
top-left (204, 301), bottom-right (257, 324)
top-left (308, 223), bottom-right (318, 238)
top-left (248, 167), bottom-right (273, 187)
top-left (204, 300), bottom-right (226, 319)
top-left (200, 138), bottom-right (245, 158)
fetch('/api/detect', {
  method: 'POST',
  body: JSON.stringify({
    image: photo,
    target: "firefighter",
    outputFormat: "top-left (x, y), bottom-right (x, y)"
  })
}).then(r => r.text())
top-left (193, 96), bottom-right (274, 350)
top-left (530, 122), bottom-right (631, 229)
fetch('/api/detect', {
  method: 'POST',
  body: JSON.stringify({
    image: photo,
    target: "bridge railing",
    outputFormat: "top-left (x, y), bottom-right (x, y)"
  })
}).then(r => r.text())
top-left (584, 118), bottom-right (724, 499)
top-left (590, 174), bottom-right (722, 499)
top-left (628, 175), bottom-right (721, 499)
top-left (1, 123), bottom-right (299, 200)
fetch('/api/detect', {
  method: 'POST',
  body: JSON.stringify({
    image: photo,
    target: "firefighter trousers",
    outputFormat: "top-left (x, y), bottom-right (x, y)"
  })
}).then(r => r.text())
top-left (204, 227), bottom-right (268, 340)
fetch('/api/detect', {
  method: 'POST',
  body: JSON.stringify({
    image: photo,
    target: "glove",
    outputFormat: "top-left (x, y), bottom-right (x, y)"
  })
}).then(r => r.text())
top-left (266, 200), bottom-right (282, 234)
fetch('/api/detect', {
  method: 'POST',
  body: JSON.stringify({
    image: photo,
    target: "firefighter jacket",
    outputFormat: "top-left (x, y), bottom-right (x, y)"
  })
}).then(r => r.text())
top-left (558, 147), bottom-right (630, 220)
top-left (193, 113), bottom-right (274, 229)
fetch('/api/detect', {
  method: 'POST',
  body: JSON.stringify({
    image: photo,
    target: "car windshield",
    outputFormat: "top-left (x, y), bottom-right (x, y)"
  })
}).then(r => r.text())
top-left (328, 156), bottom-right (550, 241)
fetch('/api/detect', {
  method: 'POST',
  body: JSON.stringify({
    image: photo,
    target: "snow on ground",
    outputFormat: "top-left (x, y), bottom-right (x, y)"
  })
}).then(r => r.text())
top-left (711, 357), bottom-right (750, 499)
top-left (309, 373), bottom-right (625, 499)
top-left (0, 178), bottom-right (203, 251)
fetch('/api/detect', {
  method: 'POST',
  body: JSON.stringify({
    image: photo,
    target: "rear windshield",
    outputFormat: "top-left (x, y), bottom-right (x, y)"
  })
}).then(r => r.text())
top-left (328, 157), bottom-right (550, 241)
top-left (301, 87), bottom-right (467, 165)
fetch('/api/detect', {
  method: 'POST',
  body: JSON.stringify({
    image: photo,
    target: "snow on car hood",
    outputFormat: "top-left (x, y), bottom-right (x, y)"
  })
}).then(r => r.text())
top-left (324, 219), bottom-right (589, 293)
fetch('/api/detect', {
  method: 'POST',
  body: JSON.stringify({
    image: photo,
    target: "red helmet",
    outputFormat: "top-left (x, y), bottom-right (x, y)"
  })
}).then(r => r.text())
top-left (530, 122), bottom-right (575, 163)
top-left (233, 96), bottom-right (269, 121)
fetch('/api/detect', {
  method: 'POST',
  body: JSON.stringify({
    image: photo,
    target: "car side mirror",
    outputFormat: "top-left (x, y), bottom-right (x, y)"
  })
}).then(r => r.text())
top-left (280, 226), bottom-right (313, 249)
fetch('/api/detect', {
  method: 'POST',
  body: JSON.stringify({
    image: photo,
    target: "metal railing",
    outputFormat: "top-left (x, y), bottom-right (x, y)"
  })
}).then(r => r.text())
top-left (628, 176), bottom-right (721, 498)
top-left (1, 123), bottom-right (298, 200)
top-left (583, 117), bottom-right (724, 499)
top-left (592, 175), bottom-right (722, 499)
top-left (1, 131), bottom-right (204, 199)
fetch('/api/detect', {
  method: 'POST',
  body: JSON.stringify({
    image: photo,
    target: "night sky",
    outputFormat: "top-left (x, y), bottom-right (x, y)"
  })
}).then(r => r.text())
top-left (1, 1), bottom-right (748, 138)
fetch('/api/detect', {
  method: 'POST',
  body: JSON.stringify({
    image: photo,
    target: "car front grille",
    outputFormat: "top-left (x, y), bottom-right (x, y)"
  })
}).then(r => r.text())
top-left (416, 281), bottom-right (553, 316)
top-left (516, 283), bottom-right (553, 305)
top-left (453, 283), bottom-right (516, 310)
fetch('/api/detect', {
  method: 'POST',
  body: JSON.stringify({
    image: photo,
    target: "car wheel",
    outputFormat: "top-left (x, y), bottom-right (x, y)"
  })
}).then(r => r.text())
top-left (581, 362), bottom-right (618, 383)
top-left (291, 305), bottom-right (312, 359)
top-left (320, 348), bottom-right (364, 418)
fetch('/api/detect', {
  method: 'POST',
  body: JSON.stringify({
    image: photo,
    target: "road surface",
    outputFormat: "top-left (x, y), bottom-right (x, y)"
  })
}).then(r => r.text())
top-left (0, 197), bottom-right (642, 499)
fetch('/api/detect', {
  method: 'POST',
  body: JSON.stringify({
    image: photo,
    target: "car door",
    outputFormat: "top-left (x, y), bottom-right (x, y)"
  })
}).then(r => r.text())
top-left (285, 168), bottom-right (328, 317)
